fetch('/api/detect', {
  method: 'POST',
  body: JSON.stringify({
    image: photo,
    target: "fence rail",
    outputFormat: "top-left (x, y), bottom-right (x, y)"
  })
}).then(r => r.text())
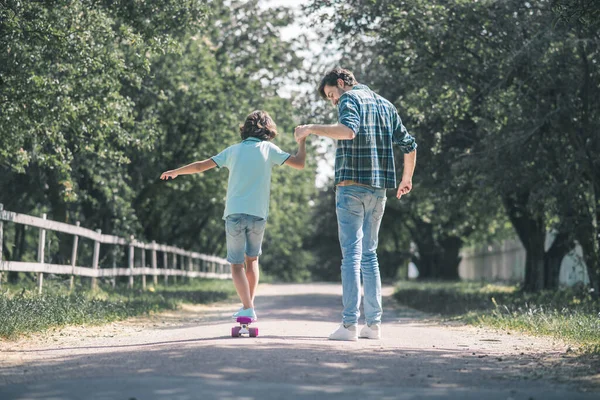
top-left (0, 204), bottom-right (231, 293)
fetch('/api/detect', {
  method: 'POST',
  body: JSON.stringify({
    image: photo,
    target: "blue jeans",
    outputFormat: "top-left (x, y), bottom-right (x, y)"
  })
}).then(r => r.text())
top-left (225, 214), bottom-right (267, 264)
top-left (336, 185), bottom-right (387, 326)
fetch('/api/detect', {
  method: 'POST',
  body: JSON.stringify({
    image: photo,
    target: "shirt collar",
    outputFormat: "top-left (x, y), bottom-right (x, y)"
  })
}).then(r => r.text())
top-left (243, 137), bottom-right (262, 143)
top-left (351, 84), bottom-right (369, 91)
top-left (339, 84), bottom-right (369, 103)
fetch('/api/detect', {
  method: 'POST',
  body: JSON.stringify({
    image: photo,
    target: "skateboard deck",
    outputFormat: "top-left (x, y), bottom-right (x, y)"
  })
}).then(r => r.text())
top-left (232, 316), bottom-right (258, 337)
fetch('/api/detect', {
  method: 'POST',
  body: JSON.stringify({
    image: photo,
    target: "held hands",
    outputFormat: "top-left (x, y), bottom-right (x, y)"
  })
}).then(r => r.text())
top-left (160, 170), bottom-right (178, 181)
top-left (396, 178), bottom-right (412, 199)
top-left (294, 125), bottom-right (311, 143)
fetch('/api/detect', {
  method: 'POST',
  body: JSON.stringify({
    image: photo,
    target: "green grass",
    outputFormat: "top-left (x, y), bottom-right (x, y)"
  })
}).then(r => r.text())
top-left (0, 278), bottom-right (236, 340)
top-left (394, 280), bottom-right (600, 354)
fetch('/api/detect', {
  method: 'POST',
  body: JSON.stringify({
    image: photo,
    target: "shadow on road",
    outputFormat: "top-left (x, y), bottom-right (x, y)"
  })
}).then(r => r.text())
top-left (0, 285), bottom-right (597, 398)
top-left (0, 335), bottom-right (597, 396)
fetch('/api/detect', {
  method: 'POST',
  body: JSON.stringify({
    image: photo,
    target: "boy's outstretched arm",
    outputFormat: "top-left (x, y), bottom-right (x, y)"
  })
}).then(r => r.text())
top-left (160, 159), bottom-right (217, 180)
top-left (284, 138), bottom-right (306, 170)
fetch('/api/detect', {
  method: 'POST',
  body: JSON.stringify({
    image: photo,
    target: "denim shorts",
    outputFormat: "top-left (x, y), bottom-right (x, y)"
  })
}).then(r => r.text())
top-left (225, 213), bottom-right (267, 264)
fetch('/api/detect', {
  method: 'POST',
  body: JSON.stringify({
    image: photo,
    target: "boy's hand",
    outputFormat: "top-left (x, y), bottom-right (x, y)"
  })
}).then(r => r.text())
top-left (296, 135), bottom-right (307, 144)
top-left (294, 125), bottom-right (311, 142)
top-left (160, 170), bottom-right (178, 180)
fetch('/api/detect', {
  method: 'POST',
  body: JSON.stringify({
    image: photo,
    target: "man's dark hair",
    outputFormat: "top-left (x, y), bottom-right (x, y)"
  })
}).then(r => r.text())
top-left (318, 67), bottom-right (358, 99)
top-left (239, 110), bottom-right (278, 141)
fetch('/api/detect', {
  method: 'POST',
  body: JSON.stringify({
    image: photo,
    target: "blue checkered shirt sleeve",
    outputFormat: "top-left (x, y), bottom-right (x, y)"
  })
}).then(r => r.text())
top-left (392, 111), bottom-right (417, 154)
top-left (338, 95), bottom-right (360, 135)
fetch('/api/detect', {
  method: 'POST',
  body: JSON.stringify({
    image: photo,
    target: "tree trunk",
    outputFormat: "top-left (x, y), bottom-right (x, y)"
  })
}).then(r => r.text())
top-left (410, 219), bottom-right (437, 279)
top-left (410, 219), bottom-right (462, 280)
top-left (436, 235), bottom-right (462, 280)
top-left (47, 176), bottom-right (73, 265)
top-left (544, 231), bottom-right (574, 289)
top-left (8, 224), bottom-right (27, 284)
top-left (412, 245), bottom-right (437, 280)
top-left (503, 192), bottom-right (546, 291)
top-left (576, 229), bottom-right (600, 297)
top-left (575, 25), bottom-right (600, 296)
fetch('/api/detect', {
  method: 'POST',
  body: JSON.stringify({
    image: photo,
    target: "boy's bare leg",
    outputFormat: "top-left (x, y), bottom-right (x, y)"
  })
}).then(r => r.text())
top-left (231, 263), bottom-right (253, 309)
top-left (245, 255), bottom-right (259, 302)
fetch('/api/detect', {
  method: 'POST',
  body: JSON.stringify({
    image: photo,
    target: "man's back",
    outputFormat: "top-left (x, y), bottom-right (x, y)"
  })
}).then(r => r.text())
top-left (335, 84), bottom-right (417, 189)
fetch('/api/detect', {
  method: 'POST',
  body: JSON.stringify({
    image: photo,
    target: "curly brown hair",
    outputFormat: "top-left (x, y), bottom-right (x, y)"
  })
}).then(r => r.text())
top-left (239, 110), bottom-right (278, 141)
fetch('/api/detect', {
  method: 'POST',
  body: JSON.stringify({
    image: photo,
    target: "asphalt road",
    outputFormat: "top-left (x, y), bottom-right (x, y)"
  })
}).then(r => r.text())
top-left (0, 283), bottom-right (597, 399)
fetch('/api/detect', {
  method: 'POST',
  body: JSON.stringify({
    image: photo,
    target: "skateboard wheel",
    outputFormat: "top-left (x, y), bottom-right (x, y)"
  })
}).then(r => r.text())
top-left (232, 326), bottom-right (241, 337)
top-left (249, 327), bottom-right (258, 337)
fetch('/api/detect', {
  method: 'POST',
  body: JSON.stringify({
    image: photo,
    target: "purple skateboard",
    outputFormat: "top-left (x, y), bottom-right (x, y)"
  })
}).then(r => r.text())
top-left (232, 316), bottom-right (258, 337)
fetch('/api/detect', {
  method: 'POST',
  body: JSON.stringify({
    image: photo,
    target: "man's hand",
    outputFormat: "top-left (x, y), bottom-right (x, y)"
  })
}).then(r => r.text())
top-left (160, 170), bottom-right (178, 180)
top-left (396, 178), bottom-right (412, 199)
top-left (294, 125), bottom-right (312, 142)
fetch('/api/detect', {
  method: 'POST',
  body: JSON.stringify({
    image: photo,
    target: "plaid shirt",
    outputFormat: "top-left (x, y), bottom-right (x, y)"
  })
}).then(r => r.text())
top-left (336, 84), bottom-right (417, 189)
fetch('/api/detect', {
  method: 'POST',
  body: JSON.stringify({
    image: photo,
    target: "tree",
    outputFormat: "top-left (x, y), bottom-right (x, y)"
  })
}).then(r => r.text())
top-left (0, 0), bottom-right (319, 282)
top-left (306, 0), bottom-right (510, 280)
top-left (306, 0), bottom-right (600, 291)
top-left (124, 0), bottom-right (317, 280)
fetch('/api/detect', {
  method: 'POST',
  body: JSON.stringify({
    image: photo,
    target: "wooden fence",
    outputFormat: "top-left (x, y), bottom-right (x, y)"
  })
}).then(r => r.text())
top-left (0, 204), bottom-right (231, 293)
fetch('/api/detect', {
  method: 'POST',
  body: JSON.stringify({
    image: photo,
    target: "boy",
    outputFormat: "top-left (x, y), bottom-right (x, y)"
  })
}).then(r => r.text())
top-left (160, 110), bottom-right (306, 320)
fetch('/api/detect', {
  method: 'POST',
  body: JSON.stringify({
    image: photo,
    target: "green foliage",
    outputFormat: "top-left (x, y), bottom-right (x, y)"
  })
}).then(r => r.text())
top-left (0, 0), bottom-right (210, 236)
top-left (0, 0), bottom-right (318, 281)
top-left (306, 0), bottom-right (600, 289)
top-left (124, 1), bottom-right (316, 280)
top-left (0, 278), bottom-right (235, 339)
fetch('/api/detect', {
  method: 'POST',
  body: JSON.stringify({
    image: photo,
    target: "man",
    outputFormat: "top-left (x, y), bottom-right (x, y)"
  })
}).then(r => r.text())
top-left (295, 67), bottom-right (417, 341)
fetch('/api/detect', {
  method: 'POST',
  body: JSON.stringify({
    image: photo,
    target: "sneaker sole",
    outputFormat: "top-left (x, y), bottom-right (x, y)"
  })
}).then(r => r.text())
top-left (328, 336), bottom-right (358, 341)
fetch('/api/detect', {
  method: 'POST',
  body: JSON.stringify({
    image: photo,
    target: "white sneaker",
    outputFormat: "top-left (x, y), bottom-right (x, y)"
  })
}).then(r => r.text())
top-left (359, 323), bottom-right (381, 339)
top-left (328, 324), bottom-right (358, 341)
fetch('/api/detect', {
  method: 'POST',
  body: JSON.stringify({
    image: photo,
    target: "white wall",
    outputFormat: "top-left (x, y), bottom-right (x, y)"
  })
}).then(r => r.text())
top-left (458, 235), bottom-right (589, 286)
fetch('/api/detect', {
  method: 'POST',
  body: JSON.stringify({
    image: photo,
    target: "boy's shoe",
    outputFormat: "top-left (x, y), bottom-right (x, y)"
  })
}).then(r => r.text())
top-left (359, 323), bottom-right (381, 339)
top-left (237, 307), bottom-right (257, 321)
top-left (231, 307), bottom-right (244, 319)
top-left (328, 324), bottom-right (358, 341)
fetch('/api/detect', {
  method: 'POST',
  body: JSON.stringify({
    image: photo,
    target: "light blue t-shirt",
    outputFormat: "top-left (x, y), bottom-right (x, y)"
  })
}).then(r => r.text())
top-left (211, 137), bottom-right (290, 220)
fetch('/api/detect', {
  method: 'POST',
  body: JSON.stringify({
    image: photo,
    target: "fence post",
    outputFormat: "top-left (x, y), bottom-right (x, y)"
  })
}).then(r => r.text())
top-left (163, 251), bottom-right (168, 286)
top-left (141, 245), bottom-right (146, 290)
top-left (69, 221), bottom-right (80, 291)
top-left (151, 241), bottom-right (158, 286)
top-left (172, 252), bottom-right (177, 284)
top-left (128, 236), bottom-right (134, 289)
top-left (37, 213), bottom-right (47, 295)
top-left (91, 229), bottom-right (101, 290)
top-left (187, 256), bottom-right (193, 283)
top-left (0, 204), bottom-right (3, 289)
top-left (112, 247), bottom-right (117, 289)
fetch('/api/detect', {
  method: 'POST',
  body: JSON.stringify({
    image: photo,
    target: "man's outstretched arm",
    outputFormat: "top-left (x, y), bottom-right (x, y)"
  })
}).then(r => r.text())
top-left (294, 123), bottom-right (355, 141)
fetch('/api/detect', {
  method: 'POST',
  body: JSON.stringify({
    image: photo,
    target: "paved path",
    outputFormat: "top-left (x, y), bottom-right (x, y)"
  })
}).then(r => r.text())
top-left (0, 283), bottom-right (597, 399)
